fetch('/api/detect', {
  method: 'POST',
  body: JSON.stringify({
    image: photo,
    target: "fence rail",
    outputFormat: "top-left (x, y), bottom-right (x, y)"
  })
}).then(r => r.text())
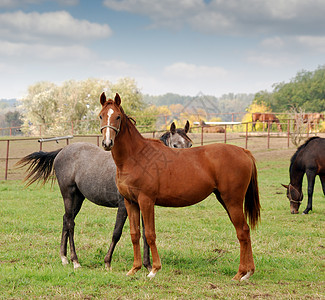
top-left (1, 120), bottom-right (321, 180)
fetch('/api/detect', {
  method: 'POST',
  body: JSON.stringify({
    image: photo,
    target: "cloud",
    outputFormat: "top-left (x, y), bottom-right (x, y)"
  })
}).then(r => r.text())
top-left (246, 52), bottom-right (298, 68)
top-left (103, 0), bottom-right (325, 36)
top-left (295, 36), bottom-right (325, 53)
top-left (0, 40), bottom-right (93, 61)
top-left (0, 10), bottom-right (112, 44)
top-left (260, 36), bottom-right (285, 49)
top-left (0, 0), bottom-right (79, 8)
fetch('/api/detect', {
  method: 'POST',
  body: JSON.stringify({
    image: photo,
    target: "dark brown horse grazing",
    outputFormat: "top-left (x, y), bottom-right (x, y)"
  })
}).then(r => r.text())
top-left (252, 112), bottom-right (282, 132)
top-left (16, 122), bottom-right (191, 271)
top-left (99, 93), bottom-right (260, 281)
top-left (282, 137), bottom-right (325, 214)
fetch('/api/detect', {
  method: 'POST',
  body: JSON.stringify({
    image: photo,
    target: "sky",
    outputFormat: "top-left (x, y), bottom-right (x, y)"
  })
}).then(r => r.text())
top-left (0, 0), bottom-right (325, 99)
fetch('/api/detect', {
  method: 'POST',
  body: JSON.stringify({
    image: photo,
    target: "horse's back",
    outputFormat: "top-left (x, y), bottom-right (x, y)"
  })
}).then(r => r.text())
top-left (303, 138), bottom-right (325, 171)
top-left (54, 142), bottom-right (121, 207)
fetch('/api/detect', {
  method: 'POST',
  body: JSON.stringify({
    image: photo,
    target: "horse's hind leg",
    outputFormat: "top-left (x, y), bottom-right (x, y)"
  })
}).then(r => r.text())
top-left (214, 191), bottom-right (254, 281)
top-left (60, 185), bottom-right (84, 268)
top-left (229, 205), bottom-right (254, 281)
top-left (104, 202), bottom-right (128, 270)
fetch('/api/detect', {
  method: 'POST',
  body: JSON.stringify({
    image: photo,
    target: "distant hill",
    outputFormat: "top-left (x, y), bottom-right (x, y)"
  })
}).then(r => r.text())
top-left (143, 92), bottom-right (254, 121)
top-left (0, 99), bottom-right (19, 112)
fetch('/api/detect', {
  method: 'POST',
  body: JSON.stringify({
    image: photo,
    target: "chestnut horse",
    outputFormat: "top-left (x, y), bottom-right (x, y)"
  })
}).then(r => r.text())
top-left (252, 112), bottom-right (282, 132)
top-left (99, 93), bottom-right (260, 281)
top-left (295, 113), bottom-right (324, 130)
top-left (282, 137), bottom-right (325, 214)
top-left (17, 122), bottom-right (191, 271)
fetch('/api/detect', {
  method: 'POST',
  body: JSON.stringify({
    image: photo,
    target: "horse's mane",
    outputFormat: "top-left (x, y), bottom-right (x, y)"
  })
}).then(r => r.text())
top-left (159, 132), bottom-right (170, 145)
top-left (290, 136), bottom-right (320, 172)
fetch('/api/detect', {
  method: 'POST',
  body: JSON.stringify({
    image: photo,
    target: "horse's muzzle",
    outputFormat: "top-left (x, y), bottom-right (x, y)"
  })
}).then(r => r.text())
top-left (102, 139), bottom-right (114, 151)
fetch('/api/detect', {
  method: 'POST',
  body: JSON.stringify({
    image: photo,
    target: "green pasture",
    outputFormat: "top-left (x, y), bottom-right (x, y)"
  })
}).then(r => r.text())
top-left (0, 153), bottom-right (324, 299)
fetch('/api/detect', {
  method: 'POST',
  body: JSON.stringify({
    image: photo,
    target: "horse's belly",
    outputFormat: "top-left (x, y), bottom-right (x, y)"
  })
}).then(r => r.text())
top-left (78, 182), bottom-right (121, 208)
top-left (155, 186), bottom-right (213, 207)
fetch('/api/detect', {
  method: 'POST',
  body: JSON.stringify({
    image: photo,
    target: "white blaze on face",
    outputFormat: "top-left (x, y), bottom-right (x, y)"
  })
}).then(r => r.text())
top-left (105, 108), bottom-right (114, 143)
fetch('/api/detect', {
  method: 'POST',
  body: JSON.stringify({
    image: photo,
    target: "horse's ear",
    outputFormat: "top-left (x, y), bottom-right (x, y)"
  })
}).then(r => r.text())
top-left (281, 184), bottom-right (289, 189)
top-left (170, 122), bottom-right (176, 134)
top-left (185, 120), bottom-right (190, 133)
top-left (100, 92), bottom-right (106, 106)
top-left (114, 93), bottom-right (121, 106)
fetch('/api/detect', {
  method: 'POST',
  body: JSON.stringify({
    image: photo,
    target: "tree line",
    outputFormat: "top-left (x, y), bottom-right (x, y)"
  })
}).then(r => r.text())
top-left (253, 65), bottom-right (325, 113)
top-left (1, 65), bottom-right (324, 136)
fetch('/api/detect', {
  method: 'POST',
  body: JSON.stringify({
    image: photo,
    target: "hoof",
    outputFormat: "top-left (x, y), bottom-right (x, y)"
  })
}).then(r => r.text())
top-left (240, 271), bottom-right (252, 281)
top-left (73, 261), bottom-right (81, 269)
top-left (126, 267), bottom-right (141, 276)
top-left (61, 256), bottom-right (69, 266)
top-left (105, 263), bottom-right (112, 271)
top-left (147, 270), bottom-right (157, 279)
top-left (144, 264), bottom-right (152, 272)
top-left (232, 270), bottom-right (253, 281)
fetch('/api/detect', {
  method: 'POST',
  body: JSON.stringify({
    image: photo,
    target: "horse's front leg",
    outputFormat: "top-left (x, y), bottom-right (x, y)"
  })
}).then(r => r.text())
top-left (304, 171), bottom-right (316, 214)
top-left (141, 215), bottom-right (152, 271)
top-left (104, 201), bottom-right (128, 270)
top-left (138, 194), bottom-right (161, 278)
top-left (124, 198), bottom-right (142, 276)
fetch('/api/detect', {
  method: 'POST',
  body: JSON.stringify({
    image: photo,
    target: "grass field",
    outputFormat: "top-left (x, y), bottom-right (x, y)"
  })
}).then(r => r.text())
top-left (0, 144), bottom-right (325, 299)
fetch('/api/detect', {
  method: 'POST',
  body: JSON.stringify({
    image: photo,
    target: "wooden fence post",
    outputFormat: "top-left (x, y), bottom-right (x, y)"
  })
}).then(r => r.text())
top-left (287, 119), bottom-right (290, 148)
top-left (224, 125), bottom-right (227, 143)
top-left (245, 123), bottom-right (248, 149)
top-left (5, 140), bottom-right (10, 180)
top-left (267, 121), bottom-right (270, 149)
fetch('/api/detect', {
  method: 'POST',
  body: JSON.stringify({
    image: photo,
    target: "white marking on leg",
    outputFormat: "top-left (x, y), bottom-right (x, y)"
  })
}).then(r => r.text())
top-left (61, 256), bottom-right (69, 265)
top-left (147, 270), bottom-right (156, 278)
top-left (105, 108), bottom-right (114, 144)
top-left (240, 271), bottom-right (251, 281)
top-left (73, 261), bottom-right (81, 269)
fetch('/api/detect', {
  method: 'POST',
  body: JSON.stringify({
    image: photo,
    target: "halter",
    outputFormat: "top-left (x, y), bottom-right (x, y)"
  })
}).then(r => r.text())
top-left (100, 110), bottom-right (134, 135)
top-left (287, 184), bottom-right (303, 204)
top-left (100, 124), bottom-right (120, 134)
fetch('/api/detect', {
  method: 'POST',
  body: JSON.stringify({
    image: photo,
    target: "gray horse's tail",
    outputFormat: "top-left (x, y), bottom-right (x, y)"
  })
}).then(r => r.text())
top-left (16, 149), bottom-right (63, 186)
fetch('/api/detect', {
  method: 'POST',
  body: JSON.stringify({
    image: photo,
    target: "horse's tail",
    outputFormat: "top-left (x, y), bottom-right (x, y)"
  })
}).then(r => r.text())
top-left (16, 149), bottom-right (63, 186)
top-left (244, 150), bottom-right (261, 230)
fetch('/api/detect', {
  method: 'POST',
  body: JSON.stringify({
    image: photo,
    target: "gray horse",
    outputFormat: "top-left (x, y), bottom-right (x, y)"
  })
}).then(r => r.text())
top-left (17, 121), bottom-right (192, 270)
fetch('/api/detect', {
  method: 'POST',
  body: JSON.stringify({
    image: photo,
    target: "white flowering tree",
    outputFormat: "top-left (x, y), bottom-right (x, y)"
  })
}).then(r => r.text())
top-left (19, 77), bottom-right (146, 136)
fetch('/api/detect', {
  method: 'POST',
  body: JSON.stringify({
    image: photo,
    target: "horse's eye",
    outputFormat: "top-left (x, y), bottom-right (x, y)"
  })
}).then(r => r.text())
top-left (117, 116), bottom-right (121, 120)
top-left (99, 115), bottom-right (102, 120)
top-left (173, 144), bottom-right (178, 148)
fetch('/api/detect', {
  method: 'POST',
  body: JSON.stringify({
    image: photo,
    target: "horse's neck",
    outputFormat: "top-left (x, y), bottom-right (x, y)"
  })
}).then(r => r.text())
top-left (290, 161), bottom-right (304, 190)
top-left (111, 117), bottom-right (146, 166)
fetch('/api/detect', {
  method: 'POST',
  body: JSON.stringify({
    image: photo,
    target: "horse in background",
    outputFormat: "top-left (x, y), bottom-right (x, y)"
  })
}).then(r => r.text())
top-left (16, 122), bottom-right (192, 271)
top-left (252, 112), bottom-right (282, 132)
top-left (99, 93), bottom-right (260, 281)
top-left (296, 113), bottom-right (324, 131)
top-left (282, 137), bottom-right (325, 214)
top-left (199, 120), bottom-right (225, 133)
